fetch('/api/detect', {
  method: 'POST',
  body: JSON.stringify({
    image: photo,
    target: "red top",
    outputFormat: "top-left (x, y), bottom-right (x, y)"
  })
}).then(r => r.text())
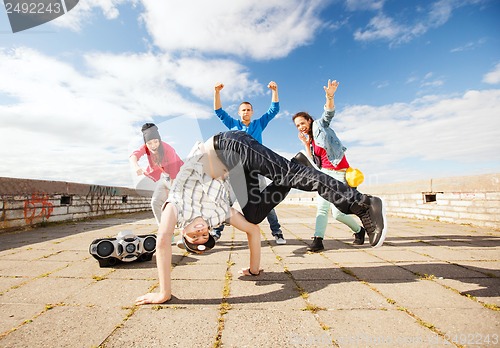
top-left (131, 142), bottom-right (184, 182)
top-left (312, 140), bottom-right (349, 170)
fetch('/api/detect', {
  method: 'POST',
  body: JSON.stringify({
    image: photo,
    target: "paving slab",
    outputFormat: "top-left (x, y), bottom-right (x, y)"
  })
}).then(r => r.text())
top-left (0, 303), bottom-right (46, 334)
top-left (319, 309), bottom-right (454, 347)
top-left (223, 309), bottom-right (332, 348)
top-left (1, 277), bottom-right (92, 305)
top-left (104, 306), bottom-right (220, 348)
top-left (0, 208), bottom-right (498, 348)
top-left (305, 281), bottom-right (390, 310)
top-left (0, 305), bottom-right (126, 348)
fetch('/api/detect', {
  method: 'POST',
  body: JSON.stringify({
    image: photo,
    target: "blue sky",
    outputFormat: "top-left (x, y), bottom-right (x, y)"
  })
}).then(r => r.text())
top-left (1, 0), bottom-right (499, 188)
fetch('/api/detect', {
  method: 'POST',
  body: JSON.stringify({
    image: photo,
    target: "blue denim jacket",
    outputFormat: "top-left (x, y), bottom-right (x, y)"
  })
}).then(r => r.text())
top-left (311, 107), bottom-right (346, 166)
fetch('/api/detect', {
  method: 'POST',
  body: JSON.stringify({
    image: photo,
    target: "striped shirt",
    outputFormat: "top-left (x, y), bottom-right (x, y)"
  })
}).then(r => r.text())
top-left (166, 142), bottom-right (232, 229)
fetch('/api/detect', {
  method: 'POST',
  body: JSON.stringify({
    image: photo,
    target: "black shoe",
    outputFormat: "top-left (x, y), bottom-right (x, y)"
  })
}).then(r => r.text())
top-left (307, 237), bottom-right (324, 252)
top-left (291, 152), bottom-right (314, 167)
top-left (350, 196), bottom-right (387, 248)
top-left (353, 227), bottom-right (365, 245)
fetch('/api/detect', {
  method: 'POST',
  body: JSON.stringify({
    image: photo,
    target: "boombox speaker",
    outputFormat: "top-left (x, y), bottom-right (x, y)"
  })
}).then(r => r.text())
top-left (89, 231), bottom-right (157, 267)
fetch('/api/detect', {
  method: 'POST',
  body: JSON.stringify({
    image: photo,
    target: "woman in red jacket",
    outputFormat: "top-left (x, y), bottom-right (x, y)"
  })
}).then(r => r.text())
top-left (129, 123), bottom-right (184, 242)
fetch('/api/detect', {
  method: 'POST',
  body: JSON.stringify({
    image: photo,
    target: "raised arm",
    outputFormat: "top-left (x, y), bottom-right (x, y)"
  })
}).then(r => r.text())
top-left (318, 79), bottom-right (340, 128)
top-left (214, 82), bottom-right (224, 111)
top-left (213, 82), bottom-right (240, 129)
top-left (135, 203), bottom-right (177, 305)
top-left (255, 81), bottom-right (280, 133)
top-left (268, 81), bottom-right (279, 103)
top-left (323, 79), bottom-right (339, 110)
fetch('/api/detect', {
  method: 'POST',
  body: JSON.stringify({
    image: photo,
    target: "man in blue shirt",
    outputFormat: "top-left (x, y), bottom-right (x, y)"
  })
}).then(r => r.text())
top-left (212, 81), bottom-right (286, 244)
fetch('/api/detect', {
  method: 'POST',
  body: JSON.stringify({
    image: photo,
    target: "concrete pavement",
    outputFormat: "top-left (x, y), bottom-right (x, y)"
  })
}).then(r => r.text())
top-left (0, 205), bottom-right (499, 347)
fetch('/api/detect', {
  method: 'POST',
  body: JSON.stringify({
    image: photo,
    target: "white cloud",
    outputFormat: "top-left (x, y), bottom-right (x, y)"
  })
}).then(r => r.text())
top-left (345, 0), bottom-right (385, 11)
top-left (337, 89), bottom-right (500, 182)
top-left (51, 0), bottom-right (134, 31)
top-left (354, 14), bottom-right (402, 42)
top-left (0, 47), bottom-right (264, 186)
top-left (450, 38), bottom-right (486, 53)
top-left (405, 75), bottom-right (418, 84)
top-left (483, 63), bottom-right (500, 84)
top-left (139, 0), bottom-right (324, 60)
top-left (48, 0), bottom-right (327, 59)
top-left (1, 0), bottom-right (497, 189)
top-left (426, 0), bottom-right (454, 27)
top-left (353, 0), bottom-right (483, 45)
top-left (421, 79), bottom-right (444, 88)
top-left (374, 80), bottom-right (389, 89)
top-left (404, 72), bottom-right (444, 93)
top-left (2, 45), bottom-right (499, 187)
top-left (166, 57), bottom-right (263, 102)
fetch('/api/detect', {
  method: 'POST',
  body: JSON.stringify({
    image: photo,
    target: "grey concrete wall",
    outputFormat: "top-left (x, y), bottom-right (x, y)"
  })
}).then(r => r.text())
top-left (284, 173), bottom-right (500, 229)
top-left (2, 173), bottom-right (499, 231)
top-left (0, 177), bottom-right (153, 231)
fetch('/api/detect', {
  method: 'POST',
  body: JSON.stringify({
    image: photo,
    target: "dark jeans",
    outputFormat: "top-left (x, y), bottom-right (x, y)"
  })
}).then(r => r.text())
top-left (214, 131), bottom-right (363, 225)
top-left (266, 208), bottom-right (281, 235)
top-left (213, 208), bottom-right (281, 236)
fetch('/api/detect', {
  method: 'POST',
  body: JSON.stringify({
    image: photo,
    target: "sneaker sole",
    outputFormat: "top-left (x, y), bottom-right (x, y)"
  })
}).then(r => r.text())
top-left (307, 248), bottom-right (324, 252)
top-left (372, 198), bottom-right (388, 248)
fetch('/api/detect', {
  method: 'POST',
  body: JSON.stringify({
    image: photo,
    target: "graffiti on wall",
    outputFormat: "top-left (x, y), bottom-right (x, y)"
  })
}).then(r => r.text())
top-left (85, 185), bottom-right (118, 212)
top-left (24, 193), bottom-right (54, 224)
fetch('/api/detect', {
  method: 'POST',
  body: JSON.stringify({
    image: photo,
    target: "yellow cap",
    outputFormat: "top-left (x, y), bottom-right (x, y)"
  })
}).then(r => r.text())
top-left (346, 167), bottom-right (364, 187)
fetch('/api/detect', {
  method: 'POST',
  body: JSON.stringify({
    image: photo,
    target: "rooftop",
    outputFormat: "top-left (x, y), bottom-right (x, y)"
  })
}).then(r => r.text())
top-left (1, 205), bottom-right (499, 347)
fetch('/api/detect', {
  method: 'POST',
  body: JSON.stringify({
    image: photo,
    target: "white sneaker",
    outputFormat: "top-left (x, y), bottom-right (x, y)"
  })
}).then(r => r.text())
top-left (171, 235), bottom-right (176, 245)
top-left (274, 234), bottom-right (286, 245)
top-left (176, 239), bottom-right (186, 250)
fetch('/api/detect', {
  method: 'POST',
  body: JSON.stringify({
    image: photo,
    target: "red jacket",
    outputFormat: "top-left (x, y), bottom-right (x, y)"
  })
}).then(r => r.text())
top-left (131, 142), bottom-right (184, 182)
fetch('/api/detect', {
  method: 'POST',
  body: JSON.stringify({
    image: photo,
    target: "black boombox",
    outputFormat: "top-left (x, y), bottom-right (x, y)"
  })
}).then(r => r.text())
top-left (89, 231), bottom-right (157, 267)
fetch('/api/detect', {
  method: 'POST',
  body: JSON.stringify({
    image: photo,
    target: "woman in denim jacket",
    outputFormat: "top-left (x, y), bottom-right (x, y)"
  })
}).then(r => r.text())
top-left (293, 80), bottom-right (366, 252)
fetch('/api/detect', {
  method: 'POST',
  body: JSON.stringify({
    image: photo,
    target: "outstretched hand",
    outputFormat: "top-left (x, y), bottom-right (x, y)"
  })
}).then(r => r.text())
top-left (323, 79), bottom-right (339, 97)
top-left (135, 292), bottom-right (171, 306)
